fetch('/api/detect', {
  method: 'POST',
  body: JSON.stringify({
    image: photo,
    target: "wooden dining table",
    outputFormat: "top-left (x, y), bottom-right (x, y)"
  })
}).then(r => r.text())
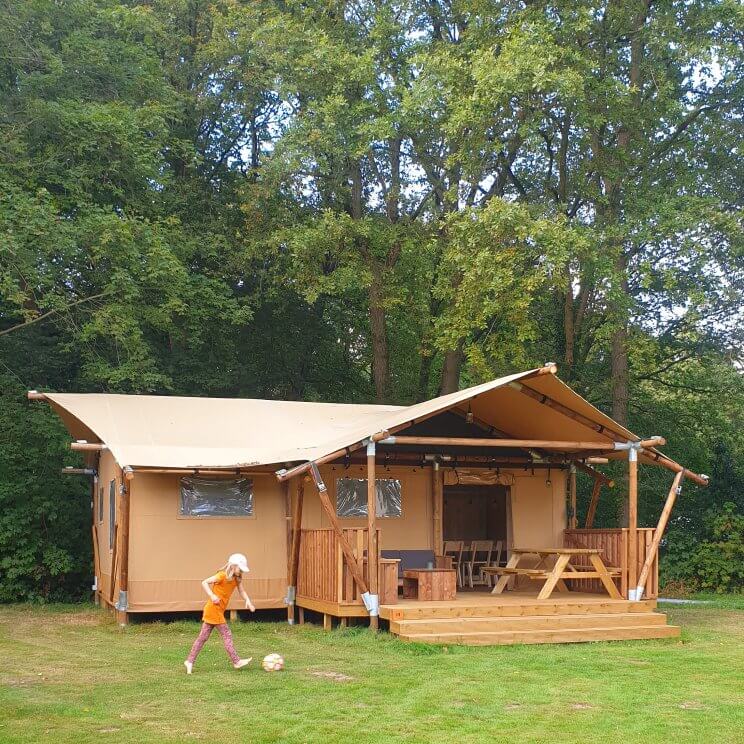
top-left (483, 547), bottom-right (622, 600)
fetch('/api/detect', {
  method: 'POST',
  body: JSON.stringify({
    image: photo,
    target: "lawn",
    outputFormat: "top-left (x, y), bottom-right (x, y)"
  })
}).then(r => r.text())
top-left (0, 602), bottom-right (742, 744)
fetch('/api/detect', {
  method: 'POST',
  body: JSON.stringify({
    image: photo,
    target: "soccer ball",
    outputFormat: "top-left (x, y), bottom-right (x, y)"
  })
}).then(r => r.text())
top-left (262, 653), bottom-right (284, 672)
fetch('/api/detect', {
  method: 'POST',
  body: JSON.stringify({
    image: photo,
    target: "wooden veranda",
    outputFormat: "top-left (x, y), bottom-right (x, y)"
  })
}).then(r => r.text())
top-left (278, 365), bottom-right (705, 645)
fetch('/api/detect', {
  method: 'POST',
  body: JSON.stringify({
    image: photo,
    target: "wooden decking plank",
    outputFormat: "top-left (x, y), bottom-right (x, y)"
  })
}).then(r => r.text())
top-left (396, 625), bottom-right (681, 646)
top-left (390, 612), bottom-right (669, 635)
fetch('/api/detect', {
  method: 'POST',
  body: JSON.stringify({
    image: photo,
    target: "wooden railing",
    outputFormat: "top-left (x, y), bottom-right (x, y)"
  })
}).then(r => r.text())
top-left (564, 528), bottom-right (658, 599)
top-left (297, 528), bottom-right (379, 606)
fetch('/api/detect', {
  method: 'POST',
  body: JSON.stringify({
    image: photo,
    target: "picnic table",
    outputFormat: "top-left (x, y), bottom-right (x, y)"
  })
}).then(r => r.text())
top-left (483, 547), bottom-right (622, 600)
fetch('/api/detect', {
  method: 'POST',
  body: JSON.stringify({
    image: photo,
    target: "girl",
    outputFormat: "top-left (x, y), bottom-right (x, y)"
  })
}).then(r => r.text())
top-left (184, 552), bottom-right (256, 674)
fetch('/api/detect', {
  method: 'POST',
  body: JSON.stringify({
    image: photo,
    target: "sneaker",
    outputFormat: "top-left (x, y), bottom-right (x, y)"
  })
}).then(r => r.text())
top-left (233, 658), bottom-right (252, 670)
top-left (184, 660), bottom-right (193, 675)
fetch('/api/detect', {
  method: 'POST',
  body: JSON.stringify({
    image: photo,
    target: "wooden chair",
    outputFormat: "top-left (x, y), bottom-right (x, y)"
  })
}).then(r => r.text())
top-left (466, 540), bottom-right (505, 588)
top-left (443, 540), bottom-right (465, 587)
top-left (466, 540), bottom-right (493, 588)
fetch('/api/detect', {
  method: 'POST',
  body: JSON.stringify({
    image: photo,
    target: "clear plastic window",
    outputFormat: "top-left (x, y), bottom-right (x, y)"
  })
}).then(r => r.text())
top-left (336, 478), bottom-right (402, 518)
top-left (179, 477), bottom-right (254, 517)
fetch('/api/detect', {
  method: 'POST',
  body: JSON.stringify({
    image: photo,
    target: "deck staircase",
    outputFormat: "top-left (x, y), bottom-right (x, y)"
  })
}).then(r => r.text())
top-left (382, 598), bottom-right (680, 646)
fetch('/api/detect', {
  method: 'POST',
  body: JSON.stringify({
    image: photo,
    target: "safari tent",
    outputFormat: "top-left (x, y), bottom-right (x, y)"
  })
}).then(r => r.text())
top-left (29, 365), bottom-right (708, 645)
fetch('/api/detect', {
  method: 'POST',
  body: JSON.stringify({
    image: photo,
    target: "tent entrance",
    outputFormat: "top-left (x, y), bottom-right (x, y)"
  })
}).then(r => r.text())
top-left (443, 484), bottom-right (508, 547)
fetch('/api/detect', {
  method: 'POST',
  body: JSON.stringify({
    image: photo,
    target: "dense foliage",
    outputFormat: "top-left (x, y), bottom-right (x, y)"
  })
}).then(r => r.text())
top-left (1, 0), bottom-right (742, 599)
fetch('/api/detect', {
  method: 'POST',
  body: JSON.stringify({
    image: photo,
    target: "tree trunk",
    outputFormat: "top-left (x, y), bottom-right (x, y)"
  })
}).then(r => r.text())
top-left (369, 263), bottom-right (391, 403)
top-left (439, 343), bottom-right (464, 395)
top-left (563, 270), bottom-right (575, 378)
top-left (349, 159), bottom-right (392, 403)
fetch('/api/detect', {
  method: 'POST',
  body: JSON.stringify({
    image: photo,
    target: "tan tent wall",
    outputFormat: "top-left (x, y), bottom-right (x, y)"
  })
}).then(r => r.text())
top-left (302, 464), bottom-right (567, 554)
top-left (109, 461), bottom-right (566, 614)
top-left (95, 449), bottom-right (119, 604)
top-left (302, 465), bottom-right (435, 550)
top-left (127, 472), bottom-right (288, 612)
top-left (508, 469), bottom-right (567, 550)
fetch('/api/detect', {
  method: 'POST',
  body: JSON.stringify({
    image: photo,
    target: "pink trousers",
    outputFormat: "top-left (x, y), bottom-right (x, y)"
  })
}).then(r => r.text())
top-left (186, 622), bottom-right (240, 665)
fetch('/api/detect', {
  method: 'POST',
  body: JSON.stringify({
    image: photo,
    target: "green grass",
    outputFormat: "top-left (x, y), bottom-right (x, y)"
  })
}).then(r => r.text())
top-left (0, 603), bottom-right (742, 743)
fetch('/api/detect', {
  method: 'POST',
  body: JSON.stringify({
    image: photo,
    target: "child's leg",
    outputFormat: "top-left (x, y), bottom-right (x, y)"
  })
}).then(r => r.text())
top-left (215, 623), bottom-right (241, 665)
top-left (186, 622), bottom-right (214, 664)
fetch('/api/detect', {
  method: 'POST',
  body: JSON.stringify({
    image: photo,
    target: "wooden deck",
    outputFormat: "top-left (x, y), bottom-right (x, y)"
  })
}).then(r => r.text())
top-left (378, 590), bottom-right (679, 645)
top-left (295, 589), bottom-right (680, 645)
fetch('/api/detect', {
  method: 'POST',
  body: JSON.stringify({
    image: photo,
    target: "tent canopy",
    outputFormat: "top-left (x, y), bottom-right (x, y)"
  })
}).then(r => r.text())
top-left (38, 367), bottom-right (689, 476)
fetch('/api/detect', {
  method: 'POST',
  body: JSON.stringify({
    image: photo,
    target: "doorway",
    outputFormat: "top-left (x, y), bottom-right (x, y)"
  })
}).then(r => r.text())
top-left (443, 485), bottom-right (509, 545)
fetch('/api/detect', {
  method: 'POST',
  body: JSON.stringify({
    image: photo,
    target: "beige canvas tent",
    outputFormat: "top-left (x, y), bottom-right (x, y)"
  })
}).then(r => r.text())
top-left (31, 365), bottom-right (707, 645)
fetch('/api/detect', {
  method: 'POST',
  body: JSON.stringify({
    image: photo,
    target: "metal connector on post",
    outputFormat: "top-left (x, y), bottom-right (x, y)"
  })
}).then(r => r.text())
top-left (361, 592), bottom-right (379, 617)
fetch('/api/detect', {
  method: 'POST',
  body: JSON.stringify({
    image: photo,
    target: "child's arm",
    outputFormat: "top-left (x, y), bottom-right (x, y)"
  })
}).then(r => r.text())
top-left (201, 574), bottom-right (222, 605)
top-left (236, 576), bottom-right (255, 612)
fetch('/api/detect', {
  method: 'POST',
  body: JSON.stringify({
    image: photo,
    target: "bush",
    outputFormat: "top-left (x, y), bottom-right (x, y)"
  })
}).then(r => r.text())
top-left (661, 502), bottom-right (744, 594)
top-left (0, 382), bottom-right (91, 602)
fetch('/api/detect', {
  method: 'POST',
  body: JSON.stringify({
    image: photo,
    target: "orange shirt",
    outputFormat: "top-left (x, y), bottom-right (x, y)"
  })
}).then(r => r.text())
top-left (202, 570), bottom-right (238, 625)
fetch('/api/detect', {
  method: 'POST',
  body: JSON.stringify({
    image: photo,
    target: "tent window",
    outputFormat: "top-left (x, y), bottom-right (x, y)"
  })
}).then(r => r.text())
top-left (179, 477), bottom-right (254, 517)
top-left (336, 478), bottom-right (402, 518)
top-left (98, 484), bottom-right (103, 524)
top-left (108, 480), bottom-right (116, 549)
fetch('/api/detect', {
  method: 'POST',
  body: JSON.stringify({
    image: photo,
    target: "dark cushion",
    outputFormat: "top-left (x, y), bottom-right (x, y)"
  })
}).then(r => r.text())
top-left (382, 549), bottom-right (436, 578)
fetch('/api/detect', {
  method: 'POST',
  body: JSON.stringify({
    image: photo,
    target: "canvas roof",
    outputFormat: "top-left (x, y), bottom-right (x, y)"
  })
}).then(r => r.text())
top-left (40, 368), bottom-right (684, 473)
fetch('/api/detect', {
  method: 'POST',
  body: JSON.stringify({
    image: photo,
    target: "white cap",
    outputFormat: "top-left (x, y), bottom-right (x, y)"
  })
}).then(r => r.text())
top-left (228, 553), bottom-right (250, 573)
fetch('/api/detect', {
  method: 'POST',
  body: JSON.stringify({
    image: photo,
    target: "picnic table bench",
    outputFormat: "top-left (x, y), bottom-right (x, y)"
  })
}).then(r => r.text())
top-left (483, 547), bottom-right (622, 600)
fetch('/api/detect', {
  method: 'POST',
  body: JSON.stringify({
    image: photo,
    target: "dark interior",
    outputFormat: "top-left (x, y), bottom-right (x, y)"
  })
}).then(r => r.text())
top-left (443, 484), bottom-right (508, 544)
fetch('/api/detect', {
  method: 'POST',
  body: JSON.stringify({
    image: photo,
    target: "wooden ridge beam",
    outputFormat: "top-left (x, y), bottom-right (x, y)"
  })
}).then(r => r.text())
top-left (71, 441), bottom-right (107, 452)
top-left (642, 451), bottom-right (709, 487)
top-left (381, 436), bottom-right (614, 451)
top-left (508, 381), bottom-right (625, 442)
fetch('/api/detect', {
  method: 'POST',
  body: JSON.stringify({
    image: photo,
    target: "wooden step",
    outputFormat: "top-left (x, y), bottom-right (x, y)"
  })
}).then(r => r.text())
top-left (396, 624), bottom-right (681, 646)
top-left (382, 599), bottom-right (656, 622)
top-left (390, 612), bottom-right (669, 635)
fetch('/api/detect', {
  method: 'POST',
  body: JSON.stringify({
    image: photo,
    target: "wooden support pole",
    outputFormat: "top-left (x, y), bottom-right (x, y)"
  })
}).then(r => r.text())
top-left (575, 461), bottom-right (614, 486)
top-left (635, 470), bottom-right (684, 599)
top-left (62, 467), bottom-right (97, 476)
top-left (584, 477), bottom-right (603, 529)
top-left (130, 467), bottom-right (277, 476)
top-left (71, 441), bottom-right (107, 452)
top-left (367, 441), bottom-right (379, 631)
top-left (381, 436), bottom-right (614, 450)
top-left (91, 523), bottom-right (101, 606)
top-left (627, 448), bottom-right (639, 599)
top-left (643, 451), bottom-right (709, 487)
top-left (431, 462), bottom-right (443, 556)
top-left (108, 522), bottom-right (119, 605)
top-left (287, 478), bottom-right (305, 624)
top-left (283, 480), bottom-right (292, 565)
top-left (116, 470), bottom-right (131, 626)
top-left (310, 466), bottom-right (369, 595)
top-left (568, 466), bottom-right (577, 529)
